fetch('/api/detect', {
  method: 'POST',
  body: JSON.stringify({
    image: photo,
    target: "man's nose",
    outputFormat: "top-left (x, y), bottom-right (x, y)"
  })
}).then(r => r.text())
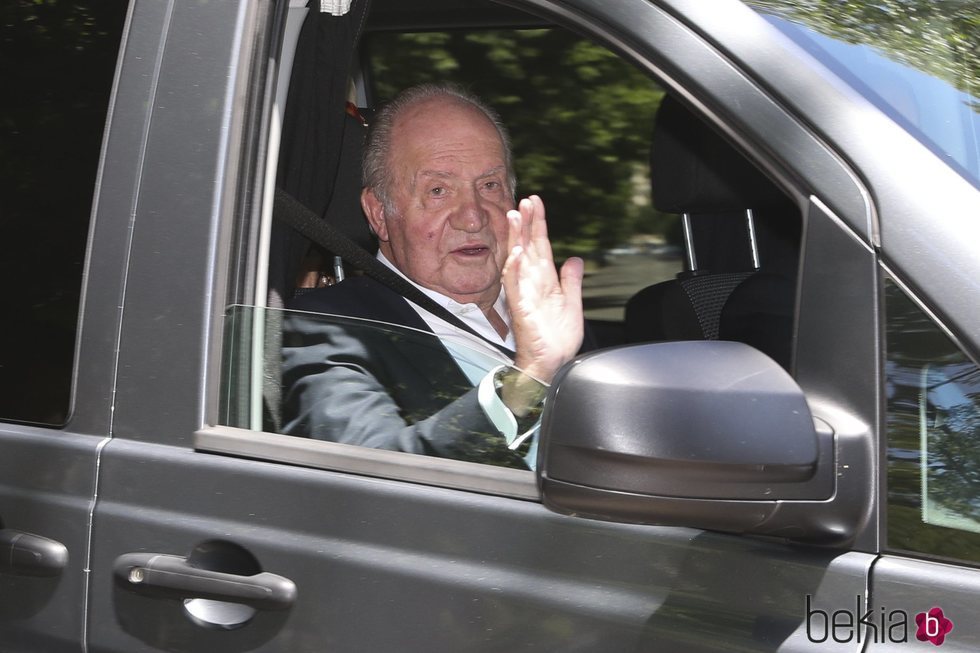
top-left (448, 187), bottom-right (488, 233)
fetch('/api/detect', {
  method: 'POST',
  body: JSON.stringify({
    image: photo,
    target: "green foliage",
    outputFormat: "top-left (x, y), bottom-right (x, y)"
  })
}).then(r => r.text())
top-left (746, 0), bottom-right (980, 101)
top-left (366, 28), bottom-right (671, 257)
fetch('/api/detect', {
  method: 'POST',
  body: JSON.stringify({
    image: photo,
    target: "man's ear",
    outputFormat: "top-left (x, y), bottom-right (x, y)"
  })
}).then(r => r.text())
top-left (361, 188), bottom-right (389, 242)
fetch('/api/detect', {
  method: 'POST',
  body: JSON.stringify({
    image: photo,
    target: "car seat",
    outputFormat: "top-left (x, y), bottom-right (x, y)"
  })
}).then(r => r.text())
top-left (624, 95), bottom-right (799, 369)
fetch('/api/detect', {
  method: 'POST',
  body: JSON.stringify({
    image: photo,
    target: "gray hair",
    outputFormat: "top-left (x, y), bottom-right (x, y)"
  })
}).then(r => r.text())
top-left (362, 83), bottom-right (517, 214)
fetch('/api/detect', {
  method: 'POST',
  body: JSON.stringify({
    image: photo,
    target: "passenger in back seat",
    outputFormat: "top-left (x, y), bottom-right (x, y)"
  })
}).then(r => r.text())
top-left (280, 83), bottom-right (585, 469)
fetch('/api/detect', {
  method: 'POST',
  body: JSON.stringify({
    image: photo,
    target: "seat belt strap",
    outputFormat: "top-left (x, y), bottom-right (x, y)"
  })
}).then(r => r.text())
top-left (274, 188), bottom-right (514, 356)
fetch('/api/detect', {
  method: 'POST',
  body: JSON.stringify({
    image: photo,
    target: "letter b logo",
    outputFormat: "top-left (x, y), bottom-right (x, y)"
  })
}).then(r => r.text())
top-left (915, 607), bottom-right (953, 646)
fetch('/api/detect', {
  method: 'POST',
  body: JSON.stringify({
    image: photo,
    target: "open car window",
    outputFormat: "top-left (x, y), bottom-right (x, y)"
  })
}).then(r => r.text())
top-left (220, 304), bottom-right (542, 471)
top-left (215, 0), bottom-right (805, 483)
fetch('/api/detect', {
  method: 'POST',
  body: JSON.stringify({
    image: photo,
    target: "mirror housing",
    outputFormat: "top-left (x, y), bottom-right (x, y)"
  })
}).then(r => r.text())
top-left (537, 341), bottom-right (845, 541)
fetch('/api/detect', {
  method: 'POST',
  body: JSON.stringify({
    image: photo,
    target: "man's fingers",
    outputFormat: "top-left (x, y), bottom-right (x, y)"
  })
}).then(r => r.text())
top-left (506, 209), bottom-right (523, 255)
top-left (508, 204), bottom-right (537, 254)
top-left (518, 198), bottom-right (533, 248)
top-left (501, 225), bottom-right (524, 285)
top-left (502, 242), bottom-right (520, 267)
top-left (517, 195), bottom-right (554, 262)
top-left (527, 195), bottom-right (549, 242)
top-left (559, 256), bottom-right (585, 296)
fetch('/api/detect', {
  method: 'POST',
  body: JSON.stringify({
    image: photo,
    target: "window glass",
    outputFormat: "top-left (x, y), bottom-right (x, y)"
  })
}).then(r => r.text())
top-left (364, 28), bottom-right (679, 331)
top-left (0, 1), bottom-right (128, 425)
top-left (221, 305), bottom-right (540, 471)
top-left (885, 279), bottom-right (980, 563)
top-left (746, 0), bottom-right (980, 188)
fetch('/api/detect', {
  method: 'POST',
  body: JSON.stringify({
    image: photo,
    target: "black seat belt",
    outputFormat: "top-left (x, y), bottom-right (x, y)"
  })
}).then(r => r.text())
top-left (274, 188), bottom-right (515, 356)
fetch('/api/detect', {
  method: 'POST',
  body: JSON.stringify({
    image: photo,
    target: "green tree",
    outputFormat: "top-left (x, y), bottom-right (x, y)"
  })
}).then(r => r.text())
top-left (747, 0), bottom-right (980, 102)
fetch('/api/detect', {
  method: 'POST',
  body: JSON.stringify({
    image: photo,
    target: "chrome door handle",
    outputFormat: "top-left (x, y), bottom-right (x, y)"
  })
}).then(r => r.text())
top-left (0, 528), bottom-right (69, 577)
top-left (114, 552), bottom-right (296, 610)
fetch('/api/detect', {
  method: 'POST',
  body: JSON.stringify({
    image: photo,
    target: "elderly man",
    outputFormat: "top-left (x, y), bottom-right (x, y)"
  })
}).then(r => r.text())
top-left (281, 83), bottom-right (584, 469)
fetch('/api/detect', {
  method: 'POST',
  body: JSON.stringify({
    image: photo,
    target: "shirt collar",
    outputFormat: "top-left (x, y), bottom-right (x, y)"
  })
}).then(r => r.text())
top-left (376, 251), bottom-right (510, 320)
top-left (376, 251), bottom-right (513, 349)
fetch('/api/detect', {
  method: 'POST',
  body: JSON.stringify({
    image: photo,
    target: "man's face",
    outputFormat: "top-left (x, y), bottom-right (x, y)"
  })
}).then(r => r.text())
top-left (363, 98), bottom-right (514, 309)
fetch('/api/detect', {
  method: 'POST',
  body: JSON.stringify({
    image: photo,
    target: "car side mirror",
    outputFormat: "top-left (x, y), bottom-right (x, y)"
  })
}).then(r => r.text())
top-left (537, 341), bottom-right (847, 542)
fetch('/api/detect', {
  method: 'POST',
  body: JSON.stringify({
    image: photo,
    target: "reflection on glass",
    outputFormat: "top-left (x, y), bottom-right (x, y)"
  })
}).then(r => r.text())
top-left (220, 305), bottom-right (542, 471)
top-left (746, 0), bottom-right (980, 187)
top-left (920, 361), bottom-right (980, 531)
top-left (885, 280), bottom-right (980, 562)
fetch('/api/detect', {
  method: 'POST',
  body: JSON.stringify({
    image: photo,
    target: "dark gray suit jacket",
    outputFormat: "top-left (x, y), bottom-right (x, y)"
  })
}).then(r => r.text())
top-left (281, 275), bottom-right (529, 469)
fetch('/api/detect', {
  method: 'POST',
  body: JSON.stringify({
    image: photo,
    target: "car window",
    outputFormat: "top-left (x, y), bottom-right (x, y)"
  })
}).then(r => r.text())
top-left (217, 3), bottom-right (805, 478)
top-left (0, 1), bottom-right (128, 425)
top-left (885, 279), bottom-right (980, 563)
top-left (745, 0), bottom-right (980, 188)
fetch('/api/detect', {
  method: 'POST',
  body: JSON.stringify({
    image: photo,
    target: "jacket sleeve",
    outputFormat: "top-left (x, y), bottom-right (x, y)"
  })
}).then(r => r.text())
top-left (279, 312), bottom-right (529, 470)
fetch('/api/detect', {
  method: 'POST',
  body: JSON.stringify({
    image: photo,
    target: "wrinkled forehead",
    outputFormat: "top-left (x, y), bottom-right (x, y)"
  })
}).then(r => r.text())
top-left (390, 98), bottom-right (506, 170)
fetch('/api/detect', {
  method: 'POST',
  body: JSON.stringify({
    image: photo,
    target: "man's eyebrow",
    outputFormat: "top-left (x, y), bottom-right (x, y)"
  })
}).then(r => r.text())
top-left (412, 166), bottom-right (505, 189)
top-left (416, 170), bottom-right (455, 180)
top-left (476, 166), bottom-right (507, 179)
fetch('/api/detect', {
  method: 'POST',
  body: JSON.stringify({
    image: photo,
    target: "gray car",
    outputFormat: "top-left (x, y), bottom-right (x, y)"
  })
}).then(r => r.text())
top-left (2, 0), bottom-right (979, 651)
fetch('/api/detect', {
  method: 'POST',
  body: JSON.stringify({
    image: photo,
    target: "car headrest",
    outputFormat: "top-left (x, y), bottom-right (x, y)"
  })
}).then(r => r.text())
top-left (650, 96), bottom-right (786, 213)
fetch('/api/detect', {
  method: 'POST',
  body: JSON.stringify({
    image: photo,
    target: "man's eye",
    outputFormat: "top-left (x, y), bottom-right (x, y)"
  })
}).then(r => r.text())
top-left (483, 181), bottom-right (501, 191)
top-left (429, 187), bottom-right (445, 196)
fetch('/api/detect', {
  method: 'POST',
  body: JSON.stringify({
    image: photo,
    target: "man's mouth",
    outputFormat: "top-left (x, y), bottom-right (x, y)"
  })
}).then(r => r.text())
top-left (453, 245), bottom-right (490, 256)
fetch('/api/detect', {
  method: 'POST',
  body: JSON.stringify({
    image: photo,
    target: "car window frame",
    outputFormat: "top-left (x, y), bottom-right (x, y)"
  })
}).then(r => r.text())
top-left (198, 0), bottom-right (881, 537)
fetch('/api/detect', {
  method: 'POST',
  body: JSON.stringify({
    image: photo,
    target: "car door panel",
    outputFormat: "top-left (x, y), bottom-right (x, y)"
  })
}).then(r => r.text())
top-left (866, 557), bottom-right (980, 652)
top-left (86, 435), bottom-right (873, 652)
top-left (0, 428), bottom-right (102, 651)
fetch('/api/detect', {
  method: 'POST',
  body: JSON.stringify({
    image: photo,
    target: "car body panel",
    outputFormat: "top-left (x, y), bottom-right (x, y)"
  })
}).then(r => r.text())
top-left (0, 429), bottom-right (101, 651)
top-left (86, 438), bottom-right (874, 652)
top-left (866, 556), bottom-right (980, 652)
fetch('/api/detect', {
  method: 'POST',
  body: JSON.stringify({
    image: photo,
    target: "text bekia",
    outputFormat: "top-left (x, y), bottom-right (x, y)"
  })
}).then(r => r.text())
top-left (805, 595), bottom-right (954, 645)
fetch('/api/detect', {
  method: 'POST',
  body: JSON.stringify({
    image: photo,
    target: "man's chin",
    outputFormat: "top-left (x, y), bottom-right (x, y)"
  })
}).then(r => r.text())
top-left (442, 277), bottom-right (501, 305)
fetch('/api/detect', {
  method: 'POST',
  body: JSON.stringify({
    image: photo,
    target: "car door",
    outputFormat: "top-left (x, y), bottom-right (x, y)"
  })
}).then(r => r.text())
top-left (700, 1), bottom-right (980, 649)
top-left (0, 2), bottom-right (130, 650)
top-left (79, 0), bottom-right (924, 651)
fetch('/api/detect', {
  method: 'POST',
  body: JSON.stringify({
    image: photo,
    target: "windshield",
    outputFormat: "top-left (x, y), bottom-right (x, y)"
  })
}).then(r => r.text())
top-left (745, 0), bottom-right (980, 188)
